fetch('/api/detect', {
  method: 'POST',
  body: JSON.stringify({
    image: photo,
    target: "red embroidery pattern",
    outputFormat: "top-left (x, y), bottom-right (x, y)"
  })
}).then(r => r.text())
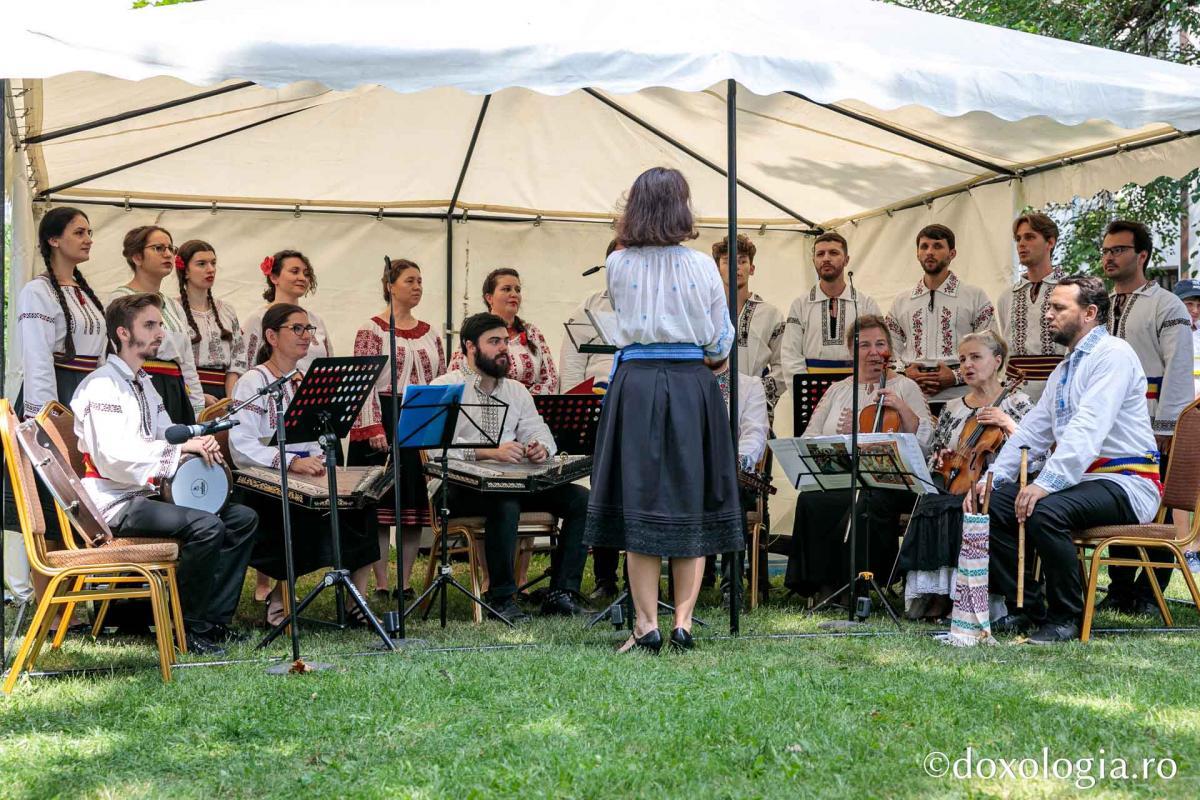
top-left (910, 310), bottom-right (925, 359)
top-left (939, 307), bottom-right (954, 358)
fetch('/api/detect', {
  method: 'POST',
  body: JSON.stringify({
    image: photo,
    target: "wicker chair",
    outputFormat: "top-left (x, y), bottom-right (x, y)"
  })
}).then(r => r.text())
top-left (1073, 397), bottom-right (1200, 643)
top-left (745, 452), bottom-right (771, 610)
top-left (1, 400), bottom-right (184, 692)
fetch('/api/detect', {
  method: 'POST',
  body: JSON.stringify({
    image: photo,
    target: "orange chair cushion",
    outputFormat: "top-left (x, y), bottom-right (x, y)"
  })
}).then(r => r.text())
top-left (45, 540), bottom-right (179, 568)
top-left (1075, 524), bottom-right (1180, 544)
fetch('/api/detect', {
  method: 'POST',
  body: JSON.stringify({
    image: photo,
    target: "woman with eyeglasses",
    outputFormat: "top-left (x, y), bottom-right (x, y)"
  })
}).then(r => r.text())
top-left (175, 239), bottom-right (244, 402)
top-left (107, 226), bottom-right (205, 423)
top-left (348, 258), bottom-right (446, 606)
top-left (230, 304), bottom-right (379, 628)
top-left (230, 249), bottom-right (333, 379)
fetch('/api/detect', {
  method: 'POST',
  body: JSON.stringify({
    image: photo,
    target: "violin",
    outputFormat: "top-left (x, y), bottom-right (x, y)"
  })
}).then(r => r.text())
top-left (935, 371), bottom-right (1026, 495)
top-left (858, 369), bottom-right (902, 433)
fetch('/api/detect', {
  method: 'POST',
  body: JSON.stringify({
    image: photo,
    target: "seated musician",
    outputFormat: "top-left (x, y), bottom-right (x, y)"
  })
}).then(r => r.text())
top-left (71, 293), bottom-right (258, 654)
top-left (967, 277), bottom-right (1163, 644)
top-left (784, 314), bottom-right (933, 602)
top-left (897, 331), bottom-right (1034, 621)
top-left (229, 303), bottom-right (379, 627)
top-left (432, 312), bottom-right (590, 624)
top-left (705, 356), bottom-right (770, 604)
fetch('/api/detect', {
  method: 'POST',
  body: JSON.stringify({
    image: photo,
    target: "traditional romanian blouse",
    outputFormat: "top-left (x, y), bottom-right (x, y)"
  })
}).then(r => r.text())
top-left (186, 298), bottom-right (244, 372)
top-left (431, 367), bottom-right (557, 460)
top-left (232, 305), bottom-right (332, 376)
top-left (1107, 282), bottom-right (1193, 435)
top-left (349, 317), bottom-right (446, 443)
top-left (885, 271), bottom-right (996, 367)
top-left (558, 290), bottom-right (615, 393)
top-left (229, 365), bottom-right (319, 471)
top-left (926, 392), bottom-right (1035, 464)
top-left (802, 372), bottom-right (934, 453)
top-left (714, 365), bottom-right (770, 470)
top-left (106, 286), bottom-right (205, 417)
top-left (782, 284), bottom-right (882, 378)
top-left (735, 293), bottom-right (787, 413)
top-left (448, 320), bottom-right (558, 395)
top-left (16, 274), bottom-right (106, 418)
top-left (72, 357), bottom-right (181, 521)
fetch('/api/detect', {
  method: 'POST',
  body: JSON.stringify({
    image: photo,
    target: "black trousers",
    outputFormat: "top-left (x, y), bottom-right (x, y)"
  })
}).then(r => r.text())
top-left (447, 483), bottom-right (589, 602)
top-left (988, 480), bottom-right (1137, 625)
top-left (592, 547), bottom-right (620, 587)
top-left (110, 496), bottom-right (259, 634)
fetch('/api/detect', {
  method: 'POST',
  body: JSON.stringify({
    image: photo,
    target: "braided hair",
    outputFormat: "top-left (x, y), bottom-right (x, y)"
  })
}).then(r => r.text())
top-left (482, 267), bottom-right (536, 355)
top-left (176, 239), bottom-right (233, 345)
top-left (37, 207), bottom-right (104, 359)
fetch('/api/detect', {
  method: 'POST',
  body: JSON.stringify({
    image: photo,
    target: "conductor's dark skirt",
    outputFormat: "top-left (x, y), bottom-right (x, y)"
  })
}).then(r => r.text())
top-left (584, 358), bottom-right (742, 558)
top-left (346, 396), bottom-right (432, 528)
top-left (4, 362), bottom-right (95, 541)
top-left (238, 490), bottom-right (380, 580)
top-left (784, 488), bottom-right (914, 596)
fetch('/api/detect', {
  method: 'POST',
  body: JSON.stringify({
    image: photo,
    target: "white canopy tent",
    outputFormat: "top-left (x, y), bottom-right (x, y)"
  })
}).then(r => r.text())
top-left (4, 0), bottom-right (1200, 529)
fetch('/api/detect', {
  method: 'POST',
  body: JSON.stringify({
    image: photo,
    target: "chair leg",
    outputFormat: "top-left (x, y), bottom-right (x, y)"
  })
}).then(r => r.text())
top-left (92, 598), bottom-right (112, 637)
top-left (1081, 547), bottom-right (1106, 644)
top-left (1, 592), bottom-right (59, 694)
top-left (1172, 545), bottom-right (1200, 610)
top-left (51, 575), bottom-right (87, 650)
top-left (748, 526), bottom-right (760, 611)
top-left (146, 573), bottom-right (172, 682)
top-left (166, 567), bottom-right (187, 654)
top-left (469, 532), bottom-right (483, 624)
top-left (1138, 546), bottom-right (1172, 626)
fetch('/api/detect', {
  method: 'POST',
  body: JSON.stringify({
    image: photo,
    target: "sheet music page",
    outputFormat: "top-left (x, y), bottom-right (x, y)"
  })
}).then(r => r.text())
top-left (769, 433), bottom-right (936, 494)
top-left (856, 432), bottom-right (936, 495)
top-left (583, 308), bottom-right (619, 346)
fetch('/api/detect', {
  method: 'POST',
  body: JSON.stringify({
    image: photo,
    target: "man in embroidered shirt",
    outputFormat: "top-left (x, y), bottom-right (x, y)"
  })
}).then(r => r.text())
top-left (712, 234), bottom-right (787, 417)
top-left (432, 313), bottom-right (590, 624)
top-left (1100, 219), bottom-right (1194, 613)
top-left (781, 231), bottom-right (881, 379)
top-left (886, 224), bottom-right (997, 397)
top-left (996, 212), bottom-right (1066, 401)
top-left (966, 276), bottom-right (1160, 644)
top-left (71, 293), bottom-right (258, 654)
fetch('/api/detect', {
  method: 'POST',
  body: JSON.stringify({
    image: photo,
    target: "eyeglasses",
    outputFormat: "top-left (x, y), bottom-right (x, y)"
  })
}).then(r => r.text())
top-left (1100, 245), bottom-right (1135, 257)
top-left (145, 243), bottom-right (178, 255)
top-left (277, 323), bottom-right (318, 338)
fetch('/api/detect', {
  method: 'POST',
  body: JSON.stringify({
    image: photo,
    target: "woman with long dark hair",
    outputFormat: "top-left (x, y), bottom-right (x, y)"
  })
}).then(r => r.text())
top-left (448, 267), bottom-right (558, 394)
top-left (584, 167), bottom-right (741, 653)
top-left (230, 249), bottom-right (332, 378)
top-left (230, 304), bottom-right (378, 627)
top-left (348, 258), bottom-right (445, 603)
top-left (175, 239), bottom-right (244, 402)
top-left (107, 225), bottom-right (205, 423)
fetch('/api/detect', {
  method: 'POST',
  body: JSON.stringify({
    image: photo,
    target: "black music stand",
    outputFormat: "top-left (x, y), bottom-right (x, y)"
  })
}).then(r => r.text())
top-left (258, 356), bottom-right (393, 659)
top-left (792, 372), bottom-right (847, 436)
top-left (395, 384), bottom-right (510, 628)
top-left (533, 394), bottom-right (603, 456)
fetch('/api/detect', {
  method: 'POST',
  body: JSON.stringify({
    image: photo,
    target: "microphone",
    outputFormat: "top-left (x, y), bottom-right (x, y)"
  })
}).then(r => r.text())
top-left (254, 368), bottom-right (299, 397)
top-left (581, 265), bottom-right (604, 276)
top-left (384, 255), bottom-right (392, 275)
top-left (165, 417), bottom-right (239, 445)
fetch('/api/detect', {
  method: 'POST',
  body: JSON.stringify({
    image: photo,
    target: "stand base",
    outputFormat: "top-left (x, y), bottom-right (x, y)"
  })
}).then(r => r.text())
top-left (258, 568), bottom-right (395, 651)
top-left (586, 590), bottom-right (705, 630)
top-left (810, 573), bottom-right (902, 629)
top-left (368, 637), bottom-right (427, 651)
top-left (406, 564), bottom-right (513, 629)
top-left (266, 659), bottom-right (334, 675)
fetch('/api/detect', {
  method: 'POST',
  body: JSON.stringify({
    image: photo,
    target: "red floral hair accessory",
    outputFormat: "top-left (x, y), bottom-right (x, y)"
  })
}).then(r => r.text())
top-left (174, 255), bottom-right (185, 272)
top-left (259, 256), bottom-right (275, 276)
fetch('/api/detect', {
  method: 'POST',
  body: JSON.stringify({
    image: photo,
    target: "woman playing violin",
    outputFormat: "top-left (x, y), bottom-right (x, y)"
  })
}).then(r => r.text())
top-left (900, 331), bottom-right (1035, 621)
top-left (784, 314), bottom-right (934, 602)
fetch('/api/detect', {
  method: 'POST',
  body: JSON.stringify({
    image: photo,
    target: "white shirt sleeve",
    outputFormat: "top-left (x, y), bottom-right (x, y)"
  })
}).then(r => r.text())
top-left (16, 281), bottom-right (62, 419)
top-left (72, 377), bottom-right (182, 486)
top-left (781, 296), bottom-right (806, 379)
top-left (558, 302), bottom-right (589, 392)
top-left (511, 385), bottom-right (558, 457)
top-left (705, 273), bottom-right (735, 360)
top-left (229, 372), bottom-right (302, 471)
top-left (1154, 294), bottom-right (1194, 433)
top-left (738, 380), bottom-right (770, 468)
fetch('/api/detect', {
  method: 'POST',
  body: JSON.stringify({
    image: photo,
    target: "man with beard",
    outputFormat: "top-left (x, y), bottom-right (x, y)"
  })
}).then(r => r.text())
top-left (1098, 219), bottom-right (1193, 614)
top-left (966, 277), bottom-right (1161, 644)
top-left (71, 293), bottom-right (258, 654)
top-left (781, 231), bottom-right (881, 379)
top-left (996, 212), bottom-right (1066, 401)
top-left (886, 224), bottom-right (997, 398)
top-left (432, 312), bottom-right (591, 623)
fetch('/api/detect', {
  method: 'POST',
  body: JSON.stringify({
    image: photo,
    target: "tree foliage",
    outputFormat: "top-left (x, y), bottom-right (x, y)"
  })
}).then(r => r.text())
top-left (888, 0), bottom-right (1200, 275)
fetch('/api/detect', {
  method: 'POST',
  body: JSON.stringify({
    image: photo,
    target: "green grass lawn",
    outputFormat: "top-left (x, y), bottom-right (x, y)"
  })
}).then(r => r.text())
top-left (2, 556), bottom-right (1200, 799)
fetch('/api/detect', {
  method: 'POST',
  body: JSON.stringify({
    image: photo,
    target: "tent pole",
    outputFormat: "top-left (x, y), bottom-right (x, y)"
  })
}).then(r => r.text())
top-left (584, 88), bottom-right (820, 229)
top-left (726, 79), bottom-right (740, 636)
top-left (445, 95), bottom-right (492, 354)
top-left (1, 77), bottom-right (8, 666)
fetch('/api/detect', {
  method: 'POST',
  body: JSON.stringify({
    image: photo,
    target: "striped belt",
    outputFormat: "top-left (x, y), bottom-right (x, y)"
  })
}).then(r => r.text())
top-left (1145, 376), bottom-right (1162, 400)
top-left (804, 358), bottom-right (853, 374)
top-left (1008, 354), bottom-right (1063, 381)
top-left (197, 367), bottom-right (227, 388)
top-left (141, 359), bottom-right (182, 377)
top-left (52, 353), bottom-right (100, 373)
top-left (1087, 452), bottom-right (1163, 495)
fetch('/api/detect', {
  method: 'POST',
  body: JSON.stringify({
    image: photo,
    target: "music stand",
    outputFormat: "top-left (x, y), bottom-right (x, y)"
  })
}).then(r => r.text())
top-left (395, 383), bottom-right (511, 628)
top-left (258, 356), bottom-right (394, 660)
top-left (533, 394), bottom-right (603, 457)
top-left (792, 372), bottom-right (847, 437)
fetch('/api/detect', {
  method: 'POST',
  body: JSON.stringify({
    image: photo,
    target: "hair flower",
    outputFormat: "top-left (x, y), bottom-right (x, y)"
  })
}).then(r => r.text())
top-left (174, 255), bottom-right (185, 271)
top-left (259, 256), bottom-right (275, 276)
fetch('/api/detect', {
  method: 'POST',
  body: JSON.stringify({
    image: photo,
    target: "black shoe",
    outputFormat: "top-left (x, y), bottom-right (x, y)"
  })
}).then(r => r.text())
top-left (209, 623), bottom-right (250, 644)
top-left (622, 628), bottom-right (662, 654)
top-left (587, 582), bottom-right (618, 603)
top-left (1027, 621), bottom-right (1080, 645)
top-left (669, 627), bottom-right (694, 651)
top-left (992, 613), bottom-right (1034, 635)
top-left (1095, 592), bottom-right (1133, 613)
top-left (185, 630), bottom-right (227, 656)
top-left (1127, 598), bottom-right (1163, 618)
top-left (488, 597), bottom-right (531, 625)
top-left (541, 589), bottom-right (591, 617)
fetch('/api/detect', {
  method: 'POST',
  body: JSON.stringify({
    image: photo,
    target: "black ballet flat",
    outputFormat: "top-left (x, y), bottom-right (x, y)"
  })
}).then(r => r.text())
top-left (669, 627), bottom-right (694, 651)
top-left (621, 628), bottom-right (662, 654)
